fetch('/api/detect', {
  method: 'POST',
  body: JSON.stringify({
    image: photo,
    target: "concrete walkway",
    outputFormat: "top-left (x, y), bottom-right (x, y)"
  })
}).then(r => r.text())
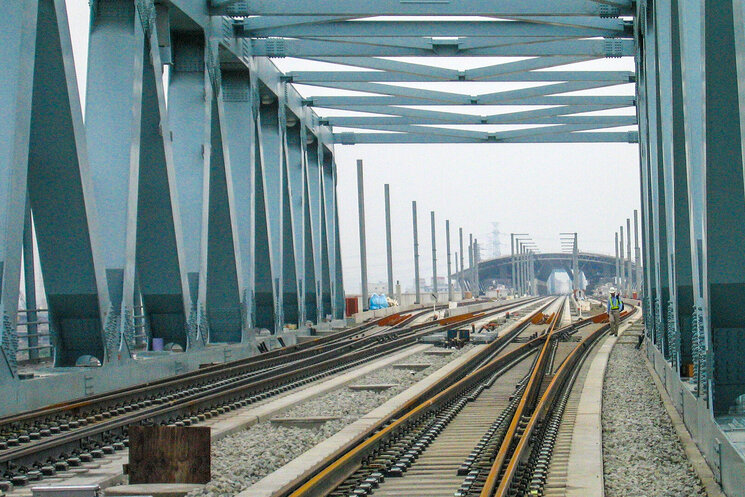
top-left (565, 311), bottom-right (640, 497)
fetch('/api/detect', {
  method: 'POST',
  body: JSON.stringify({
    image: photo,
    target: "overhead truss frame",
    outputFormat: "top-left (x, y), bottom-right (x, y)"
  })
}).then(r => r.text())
top-left (212, 0), bottom-right (638, 144)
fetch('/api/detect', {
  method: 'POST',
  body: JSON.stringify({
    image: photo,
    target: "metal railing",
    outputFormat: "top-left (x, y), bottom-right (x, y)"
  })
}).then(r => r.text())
top-left (15, 308), bottom-right (53, 364)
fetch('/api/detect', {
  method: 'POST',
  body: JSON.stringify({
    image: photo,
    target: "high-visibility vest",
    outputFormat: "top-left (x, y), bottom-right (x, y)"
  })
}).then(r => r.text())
top-left (610, 297), bottom-right (621, 310)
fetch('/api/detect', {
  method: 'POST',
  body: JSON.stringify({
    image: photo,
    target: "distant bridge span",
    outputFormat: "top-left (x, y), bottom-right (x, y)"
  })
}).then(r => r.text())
top-left (455, 252), bottom-right (639, 295)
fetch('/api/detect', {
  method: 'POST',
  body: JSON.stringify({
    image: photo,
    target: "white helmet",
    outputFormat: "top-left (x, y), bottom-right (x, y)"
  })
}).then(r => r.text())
top-left (609, 287), bottom-right (617, 294)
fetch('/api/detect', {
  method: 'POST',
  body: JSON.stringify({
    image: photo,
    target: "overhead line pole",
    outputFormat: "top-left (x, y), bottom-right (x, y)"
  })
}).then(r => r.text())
top-left (615, 231), bottom-right (620, 287)
top-left (356, 160), bottom-right (368, 309)
top-left (412, 201), bottom-right (420, 304)
top-left (626, 217), bottom-right (632, 295)
top-left (459, 228), bottom-right (465, 298)
top-left (384, 184), bottom-right (394, 296)
top-left (446, 220), bottom-right (453, 302)
top-left (634, 209), bottom-right (641, 292)
top-left (431, 211), bottom-right (438, 295)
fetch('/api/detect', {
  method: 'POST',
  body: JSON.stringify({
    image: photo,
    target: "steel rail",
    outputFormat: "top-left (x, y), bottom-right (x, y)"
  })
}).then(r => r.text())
top-left (482, 304), bottom-right (637, 497)
top-left (0, 318), bottom-right (385, 425)
top-left (0, 298), bottom-right (541, 477)
top-left (473, 297), bottom-right (568, 496)
top-left (278, 298), bottom-right (560, 497)
top-left (0, 304), bottom-right (449, 428)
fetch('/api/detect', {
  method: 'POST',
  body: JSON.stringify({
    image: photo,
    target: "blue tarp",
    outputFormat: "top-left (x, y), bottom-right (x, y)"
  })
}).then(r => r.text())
top-left (369, 293), bottom-right (389, 310)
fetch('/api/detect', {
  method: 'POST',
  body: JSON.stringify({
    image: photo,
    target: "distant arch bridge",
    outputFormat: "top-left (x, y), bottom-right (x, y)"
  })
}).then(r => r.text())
top-left (455, 252), bottom-right (639, 295)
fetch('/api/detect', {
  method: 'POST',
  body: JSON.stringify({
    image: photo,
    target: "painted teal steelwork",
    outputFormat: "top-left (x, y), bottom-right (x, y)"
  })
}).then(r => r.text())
top-left (0, 0), bottom-right (110, 378)
top-left (637, 0), bottom-right (745, 418)
top-left (0, 0), bottom-right (353, 382)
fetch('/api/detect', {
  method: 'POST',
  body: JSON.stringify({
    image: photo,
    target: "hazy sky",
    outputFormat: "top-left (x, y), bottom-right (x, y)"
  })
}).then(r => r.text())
top-left (64, 1), bottom-right (641, 294)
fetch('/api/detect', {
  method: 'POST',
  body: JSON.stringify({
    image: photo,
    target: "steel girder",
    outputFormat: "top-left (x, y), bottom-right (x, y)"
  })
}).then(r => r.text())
top-left (211, 0), bottom-right (634, 17)
top-left (201, 3), bottom-right (638, 145)
top-left (239, 20), bottom-right (630, 39)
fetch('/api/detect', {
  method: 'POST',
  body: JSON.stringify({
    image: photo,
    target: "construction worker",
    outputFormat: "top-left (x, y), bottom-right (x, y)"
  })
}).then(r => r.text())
top-left (608, 288), bottom-right (624, 336)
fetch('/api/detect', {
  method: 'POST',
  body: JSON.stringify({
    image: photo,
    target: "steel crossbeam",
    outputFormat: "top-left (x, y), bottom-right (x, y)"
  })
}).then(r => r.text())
top-left (239, 20), bottom-right (630, 38)
top-left (211, 0), bottom-right (634, 17)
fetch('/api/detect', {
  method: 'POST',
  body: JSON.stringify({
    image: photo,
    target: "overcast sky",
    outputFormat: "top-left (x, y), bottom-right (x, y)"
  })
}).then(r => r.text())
top-left (64, 1), bottom-right (641, 294)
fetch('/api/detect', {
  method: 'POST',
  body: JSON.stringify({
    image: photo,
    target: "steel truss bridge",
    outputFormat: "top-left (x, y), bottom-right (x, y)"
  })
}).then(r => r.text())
top-left (1, 0), bottom-right (740, 431)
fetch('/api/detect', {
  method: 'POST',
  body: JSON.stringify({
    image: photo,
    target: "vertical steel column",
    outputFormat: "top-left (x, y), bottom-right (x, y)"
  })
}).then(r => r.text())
top-left (279, 104), bottom-right (305, 327)
top-left (518, 243), bottom-right (524, 295)
top-left (626, 218), bottom-right (633, 295)
top-left (467, 239), bottom-right (473, 293)
top-left (412, 201), bottom-right (420, 304)
top-left (333, 177), bottom-right (345, 320)
top-left (636, 1), bottom-right (655, 342)
top-left (252, 90), bottom-right (284, 332)
top-left (634, 209), bottom-right (642, 291)
top-left (431, 211), bottom-right (437, 295)
top-left (615, 232), bottom-right (620, 287)
top-left (205, 60), bottom-right (242, 343)
top-left (304, 136), bottom-right (323, 323)
top-left (34, 0), bottom-right (145, 368)
top-left (516, 242), bottom-right (522, 295)
top-left (573, 233), bottom-right (579, 291)
top-left (619, 226), bottom-right (626, 292)
top-left (474, 239), bottom-right (480, 295)
top-left (320, 148), bottom-right (338, 319)
top-left (0, 0), bottom-right (37, 378)
top-left (454, 251), bottom-right (459, 296)
top-left (459, 228), bottom-right (464, 297)
top-left (667, 0), bottom-right (695, 371)
top-left (530, 250), bottom-right (536, 294)
top-left (653, 0), bottom-right (676, 363)
top-left (468, 234), bottom-right (474, 293)
top-left (522, 244), bottom-right (528, 295)
top-left (511, 234), bottom-right (516, 294)
top-left (169, 33), bottom-right (215, 342)
top-left (446, 220), bottom-right (453, 302)
top-left (645, 5), bottom-right (667, 353)
top-left (677, 0), bottom-right (709, 400)
top-left (356, 160), bottom-right (368, 309)
top-left (222, 70), bottom-right (256, 339)
top-left (384, 184), bottom-right (394, 297)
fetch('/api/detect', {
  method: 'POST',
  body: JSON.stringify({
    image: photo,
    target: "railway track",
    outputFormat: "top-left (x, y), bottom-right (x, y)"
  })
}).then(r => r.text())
top-left (277, 297), bottom-right (637, 497)
top-left (0, 297), bottom-right (540, 487)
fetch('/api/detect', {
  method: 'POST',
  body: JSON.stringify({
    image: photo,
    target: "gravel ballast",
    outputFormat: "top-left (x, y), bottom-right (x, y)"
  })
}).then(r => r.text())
top-left (189, 344), bottom-right (477, 497)
top-left (603, 339), bottom-right (706, 496)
